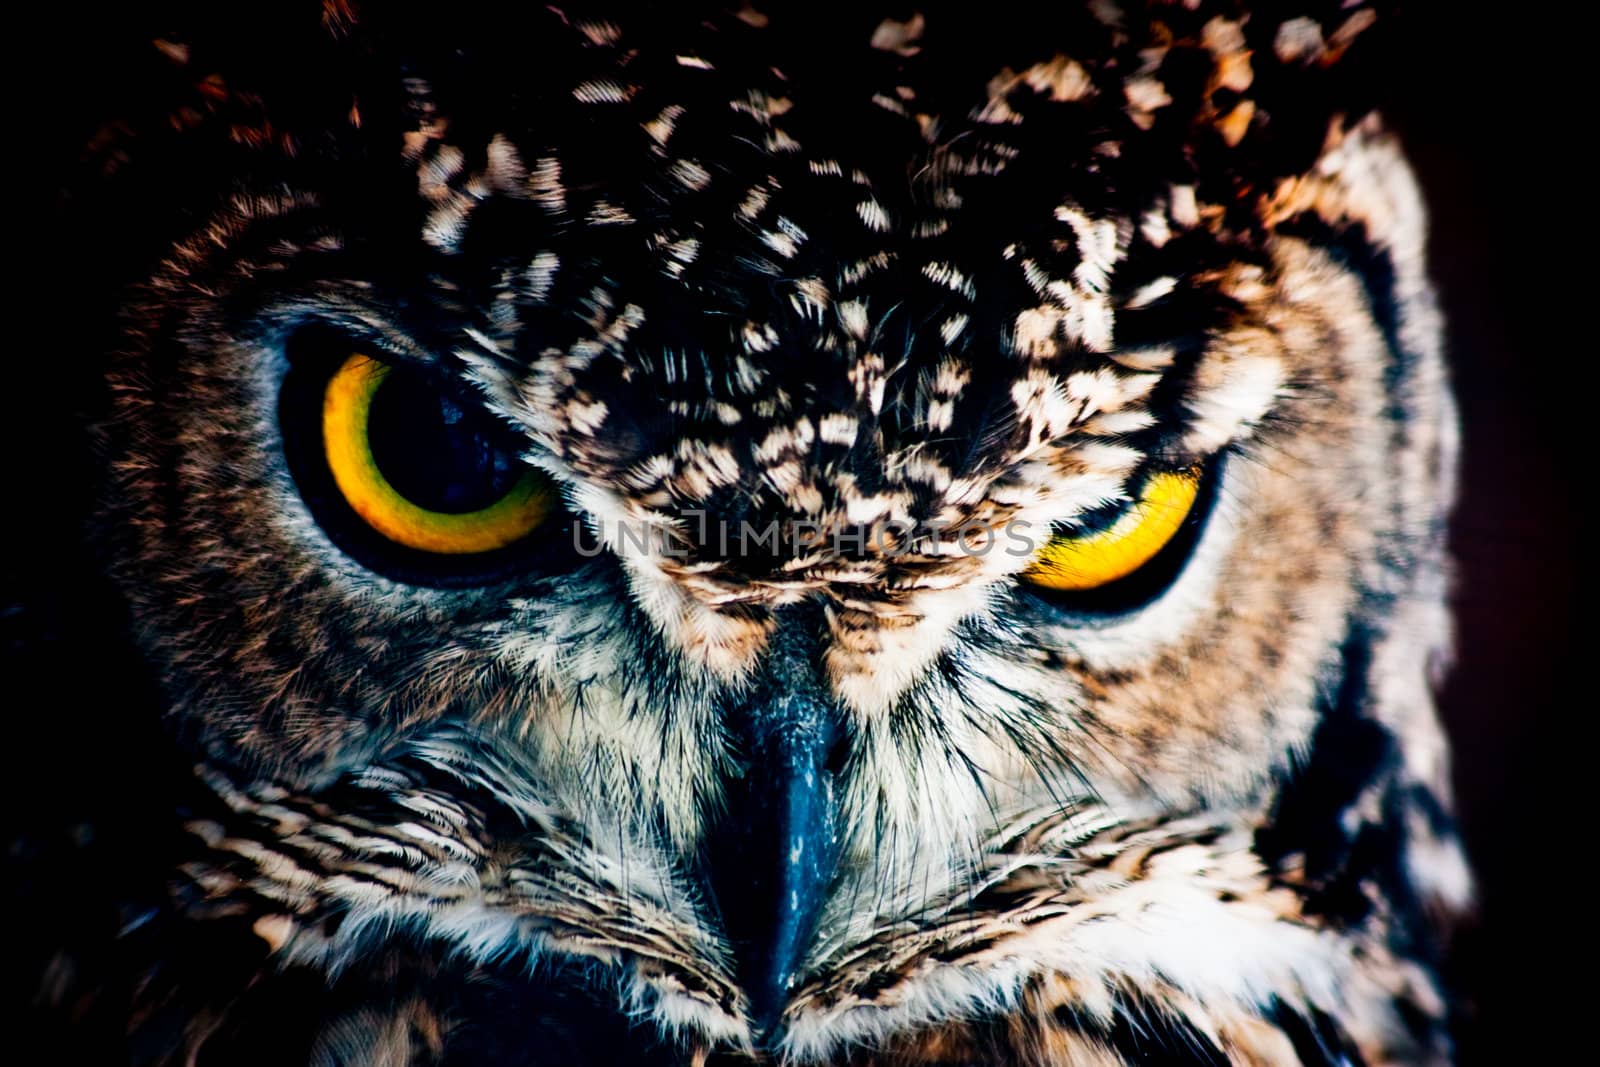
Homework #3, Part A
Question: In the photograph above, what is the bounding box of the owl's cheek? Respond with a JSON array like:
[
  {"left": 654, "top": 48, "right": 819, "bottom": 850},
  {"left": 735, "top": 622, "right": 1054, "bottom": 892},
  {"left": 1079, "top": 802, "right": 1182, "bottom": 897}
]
[{"left": 1019, "top": 457, "right": 1361, "bottom": 806}]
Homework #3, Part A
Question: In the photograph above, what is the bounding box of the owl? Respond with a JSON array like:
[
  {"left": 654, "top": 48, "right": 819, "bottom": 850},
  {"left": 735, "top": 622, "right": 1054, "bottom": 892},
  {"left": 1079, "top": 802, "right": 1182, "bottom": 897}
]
[{"left": 14, "top": 1, "right": 1473, "bottom": 1064}]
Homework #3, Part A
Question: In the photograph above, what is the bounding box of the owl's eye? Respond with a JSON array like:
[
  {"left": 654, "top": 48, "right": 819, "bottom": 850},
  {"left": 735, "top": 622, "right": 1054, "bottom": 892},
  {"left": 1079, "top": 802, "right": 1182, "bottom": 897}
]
[
  {"left": 280, "top": 339, "right": 563, "bottom": 584},
  {"left": 1021, "top": 468, "right": 1203, "bottom": 595},
  {"left": 320, "top": 353, "right": 551, "bottom": 554}
]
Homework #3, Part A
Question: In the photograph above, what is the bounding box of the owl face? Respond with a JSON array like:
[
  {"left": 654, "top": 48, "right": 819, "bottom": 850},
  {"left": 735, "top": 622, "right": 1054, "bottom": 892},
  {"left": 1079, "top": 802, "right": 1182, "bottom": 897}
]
[{"left": 97, "top": 3, "right": 1466, "bottom": 1060}]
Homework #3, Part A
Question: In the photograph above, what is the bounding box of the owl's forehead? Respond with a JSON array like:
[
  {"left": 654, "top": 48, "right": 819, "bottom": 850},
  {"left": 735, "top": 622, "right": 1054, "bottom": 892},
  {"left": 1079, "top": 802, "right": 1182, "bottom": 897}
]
[{"left": 361, "top": 6, "right": 1247, "bottom": 532}]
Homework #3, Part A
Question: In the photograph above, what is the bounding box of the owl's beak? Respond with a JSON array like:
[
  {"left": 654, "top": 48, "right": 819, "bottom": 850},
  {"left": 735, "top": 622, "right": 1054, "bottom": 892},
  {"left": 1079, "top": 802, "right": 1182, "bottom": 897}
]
[{"left": 703, "top": 620, "right": 845, "bottom": 1043}]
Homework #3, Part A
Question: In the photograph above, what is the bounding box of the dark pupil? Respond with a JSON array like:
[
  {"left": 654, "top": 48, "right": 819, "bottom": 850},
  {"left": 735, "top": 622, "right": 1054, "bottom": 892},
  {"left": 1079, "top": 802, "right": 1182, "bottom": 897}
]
[{"left": 366, "top": 371, "right": 522, "bottom": 513}]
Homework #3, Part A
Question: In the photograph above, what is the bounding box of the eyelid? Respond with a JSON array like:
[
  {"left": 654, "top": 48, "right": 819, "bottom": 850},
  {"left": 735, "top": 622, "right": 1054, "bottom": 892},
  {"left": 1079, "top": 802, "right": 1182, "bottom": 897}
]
[{"left": 286, "top": 322, "right": 525, "bottom": 443}]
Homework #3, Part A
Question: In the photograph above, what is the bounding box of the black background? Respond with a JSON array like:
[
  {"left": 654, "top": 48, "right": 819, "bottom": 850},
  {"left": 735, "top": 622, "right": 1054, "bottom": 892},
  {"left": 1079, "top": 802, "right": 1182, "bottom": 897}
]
[
  {"left": 1386, "top": 5, "right": 1579, "bottom": 1061},
  {"left": 5, "top": 3, "right": 1580, "bottom": 1062}
]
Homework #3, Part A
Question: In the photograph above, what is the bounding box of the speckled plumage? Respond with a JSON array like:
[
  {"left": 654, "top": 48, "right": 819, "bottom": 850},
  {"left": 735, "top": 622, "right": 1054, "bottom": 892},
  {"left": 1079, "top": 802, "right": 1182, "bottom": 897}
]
[{"left": 24, "top": 2, "right": 1469, "bottom": 1063}]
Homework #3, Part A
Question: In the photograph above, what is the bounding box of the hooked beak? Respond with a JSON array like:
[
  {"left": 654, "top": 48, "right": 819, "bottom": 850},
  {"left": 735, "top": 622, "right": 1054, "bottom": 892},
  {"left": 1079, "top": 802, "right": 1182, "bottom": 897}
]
[{"left": 703, "top": 621, "right": 844, "bottom": 1041}]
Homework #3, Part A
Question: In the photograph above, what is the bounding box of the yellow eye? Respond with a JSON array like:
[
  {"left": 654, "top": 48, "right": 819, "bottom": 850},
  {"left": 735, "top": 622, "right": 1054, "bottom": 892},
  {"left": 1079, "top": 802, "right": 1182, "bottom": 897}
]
[
  {"left": 321, "top": 353, "right": 551, "bottom": 554},
  {"left": 1021, "top": 469, "right": 1202, "bottom": 592}
]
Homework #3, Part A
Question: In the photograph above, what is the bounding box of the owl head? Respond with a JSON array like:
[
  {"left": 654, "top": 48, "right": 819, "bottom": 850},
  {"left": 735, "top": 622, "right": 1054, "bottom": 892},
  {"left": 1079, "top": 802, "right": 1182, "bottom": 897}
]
[{"left": 81, "top": 2, "right": 1466, "bottom": 1060}]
